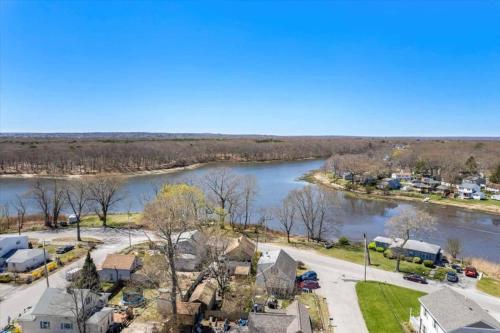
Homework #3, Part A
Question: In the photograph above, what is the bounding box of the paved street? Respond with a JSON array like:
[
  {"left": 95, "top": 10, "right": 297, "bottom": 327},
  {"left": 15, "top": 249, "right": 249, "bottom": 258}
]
[
  {"left": 259, "top": 243, "right": 500, "bottom": 333},
  {"left": 0, "top": 228, "right": 152, "bottom": 327}
]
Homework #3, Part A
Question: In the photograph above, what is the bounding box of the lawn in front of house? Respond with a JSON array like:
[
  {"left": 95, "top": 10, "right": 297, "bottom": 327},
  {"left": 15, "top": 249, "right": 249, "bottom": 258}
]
[
  {"left": 477, "top": 276, "right": 500, "bottom": 298},
  {"left": 79, "top": 213, "right": 142, "bottom": 228},
  {"left": 356, "top": 281, "right": 425, "bottom": 333}
]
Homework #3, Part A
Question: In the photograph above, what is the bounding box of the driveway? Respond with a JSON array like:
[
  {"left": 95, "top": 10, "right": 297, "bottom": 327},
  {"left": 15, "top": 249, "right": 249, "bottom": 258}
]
[
  {"left": 0, "top": 228, "right": 152, "bottom": 327},
  {"left": 259, "top": 243, "right": 500, "bottom": 333}
]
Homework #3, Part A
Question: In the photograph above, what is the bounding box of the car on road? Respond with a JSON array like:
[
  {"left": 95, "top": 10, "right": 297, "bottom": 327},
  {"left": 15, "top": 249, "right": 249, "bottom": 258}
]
[
  {"left": 465, "top": 266, "right": 478, "bottom": 278},
  {"left": 301, "top": 271, "right": 318, "bottom": 281},
  {"left": 403, "top": 273, "right": 428, "bottom": 284},
  {"left": 56, "top": 244, "right": 74, "bottom": 254},
  {"left": 299, "top": 280, "right": 320, "bottom": 289},
  {"left": 446, "top": 271, "right": 459, "bottom": 283},
  {"left": 451, "top": 264, "right": 463, "bottom": 273}
]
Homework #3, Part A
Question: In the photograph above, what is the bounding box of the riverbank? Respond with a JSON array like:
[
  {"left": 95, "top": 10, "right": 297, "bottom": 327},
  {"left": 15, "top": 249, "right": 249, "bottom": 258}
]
[
  {"left": 0, "top": 157, "right": 322, "bottom": 179},
  {"left": 305, "top": 171, "right": 500, "bottom": 215}
]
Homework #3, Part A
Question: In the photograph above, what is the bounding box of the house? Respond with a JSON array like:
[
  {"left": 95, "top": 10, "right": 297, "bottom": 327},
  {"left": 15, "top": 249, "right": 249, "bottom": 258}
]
[
  {"left": 256, "top": 249, "right": 297, "bottom": 297},
  {"left": 472, "top": 192, "right": 486, "bottom": 200},
  {"left": 421, "top": 178, "right": 441, "bottom": 190},
  {"left": 458, "top": 182, "right": 481, "bottom": 199},
  {"left": 377, "top": 178, "right": 401, "bottom": 190},
  {"left": 224, "top": 236, "right": 256, "bottom": 262},
  {"left": 6, "top": 249, "right": 45, "bottom": 272},
  {"left": 402, "top": 240, "right": 441, "bottom": 263},
  {"left": 174, "top": 230, "right": 206, "bottom": 271},
  {"left": 411, "top": 287, "right": 500, "bottom": 333},
  {"left": 412, "top": 182, "right": 432, "bottom": 193},
  {"left": 188, "top": 278, "right": 217, "bottom": 311},
  {"left": 463, "top": 175, "right": 486, "bottom": 186},
  {"left": 391, "top": 171, "right": 412, "bottom": 182},
  {"left": 99, "top": 254, "right": 139, "bottom": 282},
  {"left": 235, "top": 300, "right": 312, "bottom": 333},
  {"left": 18, "top": 288, "right": 113, "bottom": 333},
  {"left": 373, "top": 236, "right": 402, "bottom": 250},
  {"left": 435, "top": 185, "right": 452, "bottom": 197},
  {"left": 176, "top": 301, "right": 201, "bottom": 327},
  {"left": 0, "top": 235, "right": 29, "bottom": 267}
]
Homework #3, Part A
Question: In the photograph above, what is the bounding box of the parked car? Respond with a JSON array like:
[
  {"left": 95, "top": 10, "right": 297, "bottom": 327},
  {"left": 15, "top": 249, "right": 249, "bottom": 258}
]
[
  {"left": 446, "top": 271, "right": 459, "bottom": 283},
  {"left": 403, "top": 273, "right": 428, "bottom": 284},
  {"left": 299, "top": 280, "right": 320, "bottom": 289},
  {"left": 451, "top": 264, "right": 463, "bottom": 273},
  {"left": 301, "top": 271, "right": 318, "bottom": 281},
  {"left": 56, "top": 244, "right": 74, "bottom": 254},
  {"left": 465, "top": 266, "right": 478, "bottom": 278},
  {"left": 324, "top": 241, "right": 335, "bottom": 249}
]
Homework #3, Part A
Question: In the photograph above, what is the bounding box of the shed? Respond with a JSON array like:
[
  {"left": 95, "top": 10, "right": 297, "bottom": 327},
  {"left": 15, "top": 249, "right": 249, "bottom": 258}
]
[
  {"left": 6, "top": 249, "right": 45, "bottom": 272},
  {"left": 99, "top": 254, "right": 139, "bottom": 282}
]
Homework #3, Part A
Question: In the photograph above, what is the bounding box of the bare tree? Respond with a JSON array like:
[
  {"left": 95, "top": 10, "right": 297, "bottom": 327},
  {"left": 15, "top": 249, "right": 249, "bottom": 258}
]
[
  {"left": 274, "top": 194, "right": 296, "bottom": 243},
  {"left": 88, "top": 177, "right": 123, "bottom": 227},
  {"left": 445, "top": 238, "right": 462, "bottom": 260},
  {"left": 51, "top": 180, "right": 66, "bottom": 228},
  {"left": 13, "top": 195, "right": 27, "bottom": 235},
  {"left": 240, "top": 175, "right": 258, "bottom": 229},
  {"left": 31, "top": 180, "right": 52, "bottom": 227},
  {"left": 386, "top": 207, "right": 435, "bottom": 272},
  {"left": 0, "top": 203, "right": 12, "bottom": 233},
  {"left": 205, "top": 232, "right": 232, "bottom": 300},
  {"left": 66, "top": 288, "right": 101, "bottom": 333},
  {"left": 142, "top": 184, "right": 205, "bottom": 332},
  {"left": 66, "top": 179, "right": 90, "bottom": 241},
  {"left": 203, "top": 168, "right": 239, "bottom": 226}
]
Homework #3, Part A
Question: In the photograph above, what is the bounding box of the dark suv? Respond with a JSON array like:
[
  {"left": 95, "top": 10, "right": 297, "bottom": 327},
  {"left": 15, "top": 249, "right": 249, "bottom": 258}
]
[
  {"left": 56, "top": 245, "right": 75, "bottom": 254},
  {"left": 403, "top": 273, "right": 427, "bottom": 284}
]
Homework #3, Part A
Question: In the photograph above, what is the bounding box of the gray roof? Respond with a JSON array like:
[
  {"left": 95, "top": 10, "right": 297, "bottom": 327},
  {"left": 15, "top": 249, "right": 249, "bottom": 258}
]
[
  {"left": 258, "top": 249, "right": 297, "bottom": 281},
  {"left": 28, "top": 288, "right": 103, "bottom": 318},
  {"left": 459, "top": 183, "right": 480, "bottom": 190},
  {"left": 0, "top": 235, "right": 28, "bottom": 242},
  {"left": 247, "top": 300, "right": 312, "bottom": 333},
  {"left": 286, "top": 300, "right": 312, "bottom": 333},
  {"left": 419, "top": 288, "right": 500, "bottom": 332},
  {"left": 373, "top": 236, "right": 393, "bottom": 244},
  {"left": 6, "top": 249, "right": 44, "bottom": 263},
  {"left": 403, "top": 240, "right": 441, "bottom": 255}
]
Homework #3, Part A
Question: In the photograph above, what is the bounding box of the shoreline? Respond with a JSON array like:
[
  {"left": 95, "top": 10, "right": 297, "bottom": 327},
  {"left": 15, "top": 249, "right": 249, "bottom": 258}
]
[
  {"left": 0, "top": 157, "right": 322, "bottom": 179},
  {"left": 307, "top": 171, "right": 500, "bottom": 216}
]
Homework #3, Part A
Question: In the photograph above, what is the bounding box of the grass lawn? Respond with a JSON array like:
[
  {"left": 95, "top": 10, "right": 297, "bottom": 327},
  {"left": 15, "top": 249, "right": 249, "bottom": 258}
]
[
  {"left": 477, "top": 276, "right": 500, "bottom": 298},
  {"left": 356, "top": 281, "right": 426, "bottom": 333},
  {"left": 79, "top": 213, "right": 142, "bottom": 228},
  {"left": 298, "top": 293, "right": 331, "bottom": 332}
]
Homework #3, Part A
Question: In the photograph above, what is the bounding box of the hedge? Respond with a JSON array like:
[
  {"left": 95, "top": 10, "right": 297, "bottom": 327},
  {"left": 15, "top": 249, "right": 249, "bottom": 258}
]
[
  {"left": 423, "top": 260, "right": 434, "bottom": 268},
  {"left": 404, "top": 256, "right": 414, "bottom": 262},
  {"left": 0, "top": 274, "right": 12, "bottom": 283},
  {"left": 368, "top": 242, "right": 376, "bottom": 250},
  {"left": 338, "top": 236, "right": 350, "bottom": 246},
  {"left": 413, "top": 257, "right": 423, "bottom": 264},
  {"left": 376, "top": 247, "right": 385, "bottom": 253},
  {"left": 384, "top": 249, "right": 396, "bottom": 259}
]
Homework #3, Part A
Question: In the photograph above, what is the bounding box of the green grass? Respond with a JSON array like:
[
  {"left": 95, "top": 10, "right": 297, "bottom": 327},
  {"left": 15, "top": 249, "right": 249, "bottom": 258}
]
[
  {"left": 356, "top": 281, "right": 425, "bottom": 333},
  {"left": 79, "top": 213, "right": 142, "bottom": 228},
  {"left": 477, "top": 277, "right": 500, "bottom": 298}
]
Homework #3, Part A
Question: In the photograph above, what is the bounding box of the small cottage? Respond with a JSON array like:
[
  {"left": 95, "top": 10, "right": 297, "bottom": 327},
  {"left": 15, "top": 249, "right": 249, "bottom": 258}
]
[{"left": 99, "top": 254, "right": 139, "bottom": 282}]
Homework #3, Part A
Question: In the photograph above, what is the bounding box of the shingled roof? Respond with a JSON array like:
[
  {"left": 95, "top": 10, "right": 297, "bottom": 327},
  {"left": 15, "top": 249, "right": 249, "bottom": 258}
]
[{"left": 101, "top": 254, "right": 136, "bottom": 270}]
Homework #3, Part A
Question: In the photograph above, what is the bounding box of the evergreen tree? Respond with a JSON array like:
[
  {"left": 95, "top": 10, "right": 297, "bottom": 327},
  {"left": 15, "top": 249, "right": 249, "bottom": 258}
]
[
  {"left": 490, "top": 164, "right": 500, "bottom": 184},
  {"left": 73, "top": 251, "right": 101, "bottom": 292},
  {"left": 464, "top": 156, "right": 478, "bottom": 175}
]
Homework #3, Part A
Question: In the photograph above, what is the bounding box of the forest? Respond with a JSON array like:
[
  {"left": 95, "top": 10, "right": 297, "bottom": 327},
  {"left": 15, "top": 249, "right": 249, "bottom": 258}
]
[{"left": 0, "top": 135, "right": 499, "bottom": 181}]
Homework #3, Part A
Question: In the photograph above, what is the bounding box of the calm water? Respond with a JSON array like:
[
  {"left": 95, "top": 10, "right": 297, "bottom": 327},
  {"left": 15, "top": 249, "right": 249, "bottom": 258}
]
[{"left": 1, "top": 159, "right": 499, "bottom": 262}]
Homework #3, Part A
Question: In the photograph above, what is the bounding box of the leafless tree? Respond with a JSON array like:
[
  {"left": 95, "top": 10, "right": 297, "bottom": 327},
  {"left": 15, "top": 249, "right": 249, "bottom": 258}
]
[
  {"left": 386, "top": 207, "right": 435, "bottom": 272},
  {"left": 13, "top": 195, "right": 27, "bottom": 235},
  {"left": 142, "top": 184, "right": 205, "bottom": 332},
  {"left": 203, "top": 168, "right": 239, "bottom": 226},
  {"left": 66, "top": 288, "right": 100, "bottom": 333},
  {"left": 0, "top": 203, "right": 12, "bottom": 233},
  {"left": 31, "top": 180, "right": 52, "bottom": 227},
  {"left": 88, "top": 177, "right": 123, "bottom": 227},
  {"left": 274, "top": 194, "right": 296, "bottom": 243},
  {"left": 51, "top": 180, "right": 66, "bottom": 228},
  {"left": 445, "top": 238, "right": 462, "bottom": 260},
  {"left": 240, "top": 175, "right": 258, "bottom": 229},
  {"left": 66, "top": 179, "right": 91, "bottom": 241},
  {"left": 205, "top": 232, "right": 232, "bottom": 299}
]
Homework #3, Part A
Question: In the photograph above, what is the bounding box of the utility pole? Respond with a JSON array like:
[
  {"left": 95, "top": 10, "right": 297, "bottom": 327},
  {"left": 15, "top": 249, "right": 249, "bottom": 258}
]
[
  {"left": 42, "top": 240, "right": 49, "bottom": 288},
  {"left": 363, "top": 233, "right": 367, "bottom": 282},
  {"left": 127, "top": 204, "right": 132, "bottom": 249}
]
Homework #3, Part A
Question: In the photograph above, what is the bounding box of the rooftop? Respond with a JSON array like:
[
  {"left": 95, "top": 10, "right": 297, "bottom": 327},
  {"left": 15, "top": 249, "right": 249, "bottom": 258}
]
[
  {"left": 101, "top": 254, "right": 136, "bottom": 270},
  {"left": 419, "top": 288, "right": 500, "bottom": 332},
  {"left": 403, "top": 239, "right": 441, "bottom": 255},
  {"left": 6, "top": 249, "right": 43, "bottom": 263}
]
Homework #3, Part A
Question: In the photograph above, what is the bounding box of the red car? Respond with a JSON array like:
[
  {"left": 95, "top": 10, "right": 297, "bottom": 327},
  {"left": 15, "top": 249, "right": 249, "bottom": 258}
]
[
  {"left": 299, "top": 280, "right": 320, "bottom": 289},
  {"left": 465, "top": 266, "right": 478, "bottom": 278}
]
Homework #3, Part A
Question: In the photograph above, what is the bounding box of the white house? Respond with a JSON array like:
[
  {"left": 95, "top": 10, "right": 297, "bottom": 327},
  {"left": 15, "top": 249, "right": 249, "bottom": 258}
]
[
  {"left": 6, "top": 249, "right": 45, "bottom": 272},
  {"left": 458, "top": 182, "right": 481, "bottom": 199},
  {"left": 98, "top": 254, "right": 139, "bottom": 282},
  {"left": 18, "top": 288, "right": 113, "bottom": 333},
  {"left": 0, "top": 235, "right": 29, "bottom": 266},
  {"left": 411, "top": 287, "right": 500, "bottom": 333},
  {"left": 174, "top": 230, "right": 206, "bottom": 271},
  {"left": 256, "top": 249, "right": 297, "bottom": 297}
]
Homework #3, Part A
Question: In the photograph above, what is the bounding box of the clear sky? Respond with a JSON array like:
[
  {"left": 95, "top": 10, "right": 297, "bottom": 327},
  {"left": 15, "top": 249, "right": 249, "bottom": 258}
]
[{"left": 1, "top": 1, "right": 499, "bottom": 136}]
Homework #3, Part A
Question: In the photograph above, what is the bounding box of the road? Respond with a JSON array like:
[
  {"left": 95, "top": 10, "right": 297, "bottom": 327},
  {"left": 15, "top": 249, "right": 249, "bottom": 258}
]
[
  {"left": 0, "top": 228, "right": 152, "bottom": 327},
  {"left": 258, "top": 243, "right": 500, "bottom": 333}
]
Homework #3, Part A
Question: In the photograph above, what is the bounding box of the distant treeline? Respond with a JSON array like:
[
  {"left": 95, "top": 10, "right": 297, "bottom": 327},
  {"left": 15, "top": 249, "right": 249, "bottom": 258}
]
[{"left": 0, "top": 135, "right": 499, "bottom": 177}]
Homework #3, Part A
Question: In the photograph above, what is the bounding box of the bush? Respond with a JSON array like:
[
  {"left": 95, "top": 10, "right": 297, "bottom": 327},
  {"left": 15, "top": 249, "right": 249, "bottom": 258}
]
[
  {"left": 376, "top": 247, "right": 385, "bottom": 253},
  {"left": 338, "top": 236, "right": 350, "bottom": 246},
  {"left": 0, "top": 274, "right": 12, "bottom": 283},
  {"left": 404, "top": 256, "right": 414, "bottom": 262},
  {"left": 384, "top": 249, "right": 396, "bottom": 259},
  {"left": 47, "top": 261, "right": 58, "bottom": 271},
  {"left": 368, "top": 242, "right": 376, "bottom": 250},
  {"left": 413, "top": 257, "right": 423, "bottom": 264},
  {"left": 423, "top": 260, "right": 434, "bottom": 268}
]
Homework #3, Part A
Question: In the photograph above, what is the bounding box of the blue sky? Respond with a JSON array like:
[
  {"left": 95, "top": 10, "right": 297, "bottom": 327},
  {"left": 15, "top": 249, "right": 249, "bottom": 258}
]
[{"left": 1, "top": 1, "right": 499, "bottom": 136}]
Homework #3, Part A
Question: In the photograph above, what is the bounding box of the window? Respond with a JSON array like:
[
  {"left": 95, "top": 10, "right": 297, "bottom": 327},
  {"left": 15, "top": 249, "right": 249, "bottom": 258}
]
[
  {"left": 61, "top": 322, "right": 73, "bottom": 329},
  {"left": 40, "top": 321, "right": 50, "bottom": 329}
]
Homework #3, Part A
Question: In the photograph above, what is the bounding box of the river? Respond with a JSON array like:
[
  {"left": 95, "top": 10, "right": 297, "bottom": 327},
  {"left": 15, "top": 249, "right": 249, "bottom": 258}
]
[{"left": 1, "top": 159, "right": 499, "bottom": 262}]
